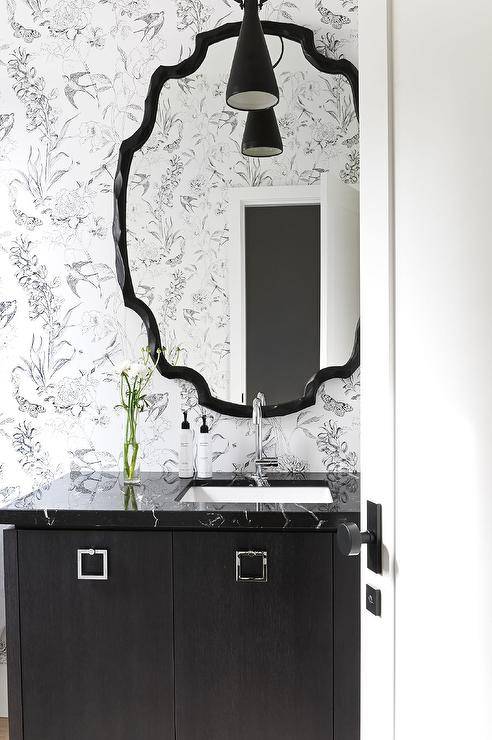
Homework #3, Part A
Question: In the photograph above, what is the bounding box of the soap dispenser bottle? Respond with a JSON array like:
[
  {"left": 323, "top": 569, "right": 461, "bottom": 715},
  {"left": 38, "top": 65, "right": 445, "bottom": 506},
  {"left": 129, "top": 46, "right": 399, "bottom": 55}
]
[
  {"left": 197, "top": 415, "right": 212, "bottom": 479},
  {"left": 179, "top": 410, "right": 194, "bottom": 479}
]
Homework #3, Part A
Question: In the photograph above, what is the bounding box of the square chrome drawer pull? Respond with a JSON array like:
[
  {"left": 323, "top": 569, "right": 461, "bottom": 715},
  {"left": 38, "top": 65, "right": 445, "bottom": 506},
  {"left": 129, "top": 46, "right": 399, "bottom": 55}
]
[
  {"left": 77, "top": 549, "right": 108, "bottom": 581},
  {"left": 236, "top": 550, "right": 268, "bottom": 582}
]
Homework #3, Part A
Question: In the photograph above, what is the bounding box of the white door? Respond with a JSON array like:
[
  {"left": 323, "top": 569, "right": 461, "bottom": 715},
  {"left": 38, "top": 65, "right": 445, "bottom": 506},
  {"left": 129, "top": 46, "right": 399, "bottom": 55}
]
[
  {"left": 227, "top": 184, "right": 320, "bottom": 405},
  {"left": 228, "top": 177, "right": 359, "bottom": 404},
  {"left": 359, "top": 1, "right": 396, "bottom": 739},
  {"left": 359, "top": 1, "right": 492, "bottom": 739}
]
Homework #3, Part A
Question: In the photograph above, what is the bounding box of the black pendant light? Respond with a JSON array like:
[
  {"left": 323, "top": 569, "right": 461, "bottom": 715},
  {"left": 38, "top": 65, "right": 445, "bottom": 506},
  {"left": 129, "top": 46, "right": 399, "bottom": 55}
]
[
  {"left": 242, "top": 108, "right": 283, "bottom": 157},
  {"left": 226, "top": 0, "right": 279, "bottom": 111}
]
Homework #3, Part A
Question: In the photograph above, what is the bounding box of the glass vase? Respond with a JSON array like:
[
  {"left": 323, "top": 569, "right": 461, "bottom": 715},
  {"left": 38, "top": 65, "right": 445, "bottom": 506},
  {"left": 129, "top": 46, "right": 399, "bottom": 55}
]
[
  {"left": 123, "top": 440, "right": 141, "bottom": 485},
  {"left": 123, "top": 484, "right": 139, "bottom": 511}
]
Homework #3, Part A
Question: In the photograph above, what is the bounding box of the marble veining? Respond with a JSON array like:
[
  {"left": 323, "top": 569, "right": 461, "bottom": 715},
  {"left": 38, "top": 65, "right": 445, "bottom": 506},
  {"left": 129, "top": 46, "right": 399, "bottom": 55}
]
[{"left": 0, "top": 471, "right": 359, "bottom": 531}]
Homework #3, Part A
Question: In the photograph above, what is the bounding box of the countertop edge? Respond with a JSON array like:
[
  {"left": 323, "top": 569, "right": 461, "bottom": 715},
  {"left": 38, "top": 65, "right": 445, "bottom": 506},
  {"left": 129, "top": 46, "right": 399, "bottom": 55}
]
[{"left": 0, "top": 508, "right": 359, "bottom": 531}]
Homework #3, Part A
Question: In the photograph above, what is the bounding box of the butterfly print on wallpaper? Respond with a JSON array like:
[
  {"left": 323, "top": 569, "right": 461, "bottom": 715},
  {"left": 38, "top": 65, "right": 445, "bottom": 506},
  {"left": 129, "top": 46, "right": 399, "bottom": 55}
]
[
  {"left": 316, "top": 2, "right": 351, "bottom": 29},
  {"left": 320, "top": 390, "right": 353, "bottom": 417}
]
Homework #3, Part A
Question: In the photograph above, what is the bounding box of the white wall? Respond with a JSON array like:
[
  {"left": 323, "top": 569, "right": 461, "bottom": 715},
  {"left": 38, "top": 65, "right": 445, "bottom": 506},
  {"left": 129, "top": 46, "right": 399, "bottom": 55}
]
[{"left": 392, "top": 0, "right": 492, "bottom": 737}]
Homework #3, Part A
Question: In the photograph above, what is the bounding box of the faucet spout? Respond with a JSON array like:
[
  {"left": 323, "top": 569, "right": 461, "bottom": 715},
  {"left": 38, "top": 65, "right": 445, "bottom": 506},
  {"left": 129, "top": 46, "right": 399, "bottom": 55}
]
[
  {"left": 251, "top": 392, "right": 278, "bottom": 486},
  {"left": 252, "top": 394, "right": 264, "bottom": 460},
  {"left": 252, "top": 396, "right": 262, "bottom": 425}
]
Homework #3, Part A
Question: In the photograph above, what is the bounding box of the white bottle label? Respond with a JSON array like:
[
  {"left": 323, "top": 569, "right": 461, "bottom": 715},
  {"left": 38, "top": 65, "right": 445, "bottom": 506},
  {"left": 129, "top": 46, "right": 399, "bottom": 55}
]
[
  {"left": 179, "top": 432, "right": 194, "bottom": 478},
  {"left": 197, "top": 436, "right": 212, "bottom": 478}
]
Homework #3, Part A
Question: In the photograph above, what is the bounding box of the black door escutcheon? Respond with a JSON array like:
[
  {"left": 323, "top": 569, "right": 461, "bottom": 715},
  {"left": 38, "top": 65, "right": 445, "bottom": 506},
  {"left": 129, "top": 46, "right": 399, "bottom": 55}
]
[{"left": 336, "top": 501, "right": 382, "bottom": 574}]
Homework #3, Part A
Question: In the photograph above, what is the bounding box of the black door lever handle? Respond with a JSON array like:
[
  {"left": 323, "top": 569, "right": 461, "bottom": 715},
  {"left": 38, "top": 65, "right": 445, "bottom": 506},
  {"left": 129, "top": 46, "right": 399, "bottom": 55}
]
[
  {"left": 337, "top": 522, "right": 375, "bottom": 556},
  {"left": 336, "top": 501, "right": 382, "bottom": 574}
]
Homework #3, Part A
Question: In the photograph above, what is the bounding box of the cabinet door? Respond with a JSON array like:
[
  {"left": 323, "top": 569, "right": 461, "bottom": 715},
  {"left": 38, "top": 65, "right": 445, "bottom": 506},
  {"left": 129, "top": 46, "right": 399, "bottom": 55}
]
[
  {"left": 173, "top": 531, "right": 333, "bottom": 740},
  {"left": 16, "top": 530, "right": 174, "bottom": 740}
]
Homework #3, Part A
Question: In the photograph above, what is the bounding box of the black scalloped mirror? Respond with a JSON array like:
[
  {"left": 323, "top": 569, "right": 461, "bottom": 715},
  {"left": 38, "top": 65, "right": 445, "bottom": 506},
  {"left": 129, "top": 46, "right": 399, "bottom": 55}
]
[{"left": 113, "top": 21, "right": 359, "bottom": 418}]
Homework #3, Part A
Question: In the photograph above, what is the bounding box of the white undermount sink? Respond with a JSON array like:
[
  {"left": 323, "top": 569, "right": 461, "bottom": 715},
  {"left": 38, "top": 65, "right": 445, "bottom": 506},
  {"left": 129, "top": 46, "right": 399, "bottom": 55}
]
[{"left": 180, "top": 485, "right": 333, "bottom": 504}]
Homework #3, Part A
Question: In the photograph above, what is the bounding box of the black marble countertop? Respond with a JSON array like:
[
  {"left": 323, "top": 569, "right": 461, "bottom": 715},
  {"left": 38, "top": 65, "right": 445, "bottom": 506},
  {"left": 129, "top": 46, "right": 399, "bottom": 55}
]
[{"left": 0, "top": 471, "right": 360, "bottom": 531}]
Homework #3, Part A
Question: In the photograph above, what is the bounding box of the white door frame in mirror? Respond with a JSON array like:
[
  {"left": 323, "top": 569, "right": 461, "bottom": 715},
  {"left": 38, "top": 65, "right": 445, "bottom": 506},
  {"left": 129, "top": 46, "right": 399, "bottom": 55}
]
[
  {"left": 359, "top": 0, "right": 396, "bottom": 739},
  {"left": 227, "top": 176, "right": 359, "bottom": 405}
]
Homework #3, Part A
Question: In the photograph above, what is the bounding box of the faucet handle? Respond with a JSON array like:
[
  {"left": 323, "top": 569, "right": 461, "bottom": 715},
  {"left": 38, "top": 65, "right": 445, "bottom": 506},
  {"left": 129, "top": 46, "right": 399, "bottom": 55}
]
[
  {"left": 256, "top": 392, "right": 266, "bottom": 406},
  {"left": 255, "top": 456, "right": 278, "bottom": 468}
]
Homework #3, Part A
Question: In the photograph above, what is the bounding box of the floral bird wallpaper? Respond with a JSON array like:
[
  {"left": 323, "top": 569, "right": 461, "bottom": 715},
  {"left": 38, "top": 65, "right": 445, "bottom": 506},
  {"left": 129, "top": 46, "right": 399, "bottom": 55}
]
[{"left": 0, "top": 0, "right": 358, "bottom": 674}]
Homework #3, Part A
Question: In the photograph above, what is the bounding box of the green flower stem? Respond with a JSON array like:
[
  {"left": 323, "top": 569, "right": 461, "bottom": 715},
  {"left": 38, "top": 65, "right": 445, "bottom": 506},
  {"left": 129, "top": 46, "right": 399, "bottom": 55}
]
[
  {"left": 124, "top": 440, "right": 139, "bottom": 481},
  {"left": 122, "top": 378, "right": 140, "bottom": 481},
  {"left": 119, "top": 348, "right": 162, "bottom": 483}
]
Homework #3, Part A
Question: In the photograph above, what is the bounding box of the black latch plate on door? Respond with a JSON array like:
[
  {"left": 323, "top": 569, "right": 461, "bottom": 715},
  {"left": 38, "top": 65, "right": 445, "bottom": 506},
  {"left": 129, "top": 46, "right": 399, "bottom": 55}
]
[{"left": 367, "top": 501, "right": 382, "bottom": 575}]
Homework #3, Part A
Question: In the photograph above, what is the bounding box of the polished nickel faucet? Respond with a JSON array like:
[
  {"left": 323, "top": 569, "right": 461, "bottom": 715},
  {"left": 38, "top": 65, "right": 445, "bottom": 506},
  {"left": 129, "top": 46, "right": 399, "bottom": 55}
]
[{"left": 251, "top": 392, "right": 278, "bottom": 486}]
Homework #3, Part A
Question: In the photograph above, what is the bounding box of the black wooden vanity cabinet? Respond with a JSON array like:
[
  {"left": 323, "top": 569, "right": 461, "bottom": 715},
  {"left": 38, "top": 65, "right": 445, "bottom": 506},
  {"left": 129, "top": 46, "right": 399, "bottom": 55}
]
[
  {"left": 5, "top": 528, "right": 359, "bottom": 740},
  {"left": 6, "top": 530, "right": 175, "bottom": 740}
]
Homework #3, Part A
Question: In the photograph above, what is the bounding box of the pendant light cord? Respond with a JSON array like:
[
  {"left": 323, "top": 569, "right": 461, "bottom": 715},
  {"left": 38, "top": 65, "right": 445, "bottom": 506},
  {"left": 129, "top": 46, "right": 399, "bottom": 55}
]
[{"left": 233, "top": 0, "right": 268, "bottom": 9}]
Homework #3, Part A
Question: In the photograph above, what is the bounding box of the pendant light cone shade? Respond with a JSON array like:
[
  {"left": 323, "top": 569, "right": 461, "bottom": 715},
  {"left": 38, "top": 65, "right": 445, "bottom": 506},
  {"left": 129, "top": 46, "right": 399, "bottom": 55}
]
[
  {"left": 242, "top": 108, "right": 283, "bottom": 157},
  {"left": 226, "top": 0, "right": 279, "bottom": 111}
]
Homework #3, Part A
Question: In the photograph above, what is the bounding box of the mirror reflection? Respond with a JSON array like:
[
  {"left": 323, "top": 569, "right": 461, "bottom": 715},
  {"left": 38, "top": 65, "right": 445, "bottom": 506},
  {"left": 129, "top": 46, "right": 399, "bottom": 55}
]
[{"left": 127, "top": 37, "right": 359, "bottom": 407}]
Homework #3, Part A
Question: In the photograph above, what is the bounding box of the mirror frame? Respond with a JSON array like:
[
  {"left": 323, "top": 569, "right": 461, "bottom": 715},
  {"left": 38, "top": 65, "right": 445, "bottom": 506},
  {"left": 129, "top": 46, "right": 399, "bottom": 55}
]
[{"left": 113, "top": 20, "right": 360, "bottom": 418}]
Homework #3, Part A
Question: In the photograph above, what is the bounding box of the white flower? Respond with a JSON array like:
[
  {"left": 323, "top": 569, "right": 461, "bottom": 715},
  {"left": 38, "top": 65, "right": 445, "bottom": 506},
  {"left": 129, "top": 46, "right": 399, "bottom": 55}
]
[
  {"left": 127, "top": 362, "right": 147, "bottom": 380},
  {"left": 114, "top": 360, "right": 132, "bottom": 376}
]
